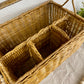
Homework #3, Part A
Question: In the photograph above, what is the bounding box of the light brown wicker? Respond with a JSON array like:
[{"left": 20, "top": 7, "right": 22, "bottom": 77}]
[
  {"left": 0, "top": 23, "right": 69, "bottom": 84},
  {"left": 0, "top": 0, "right": 83, "bottom": 84},
  {"left": 28, "top": 25, "right": 70, "bottom": 59}
]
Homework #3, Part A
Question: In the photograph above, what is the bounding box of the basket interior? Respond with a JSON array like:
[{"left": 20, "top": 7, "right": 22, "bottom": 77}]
[
  {"left": 12, "top": 57, "right": 35, "bottom": 79},
  {"left": 0, "top": 2, "right": 84, "bottom": 84},
  {"left": 0, "top": 2, "right": 84, "bottom": 58},
  {"left": 1, "top": 25, "right": 69, "bottom": 82},
  {"left": 33, "top": 26, "right": 69, "bottom": 59},
  {"left": 1, "top": 44, "right": 37, "bottom": 80},
  {"left": 51, "top": 3, "right": 84, "bottom": 38}
]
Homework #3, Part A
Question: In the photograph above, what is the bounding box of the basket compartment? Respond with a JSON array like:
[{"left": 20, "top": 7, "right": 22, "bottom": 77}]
[
  {"left": 0, "top": 25, "right": 69, "bottom": 83},
  {"left": 0, "top": 3, "right": 50, "bottom": 57},
  {"left": 29, "top": 25, "right": 69, "bottom": 59},
  {"left": 0, "top": 42, "right": 43, "bottom": 82}
]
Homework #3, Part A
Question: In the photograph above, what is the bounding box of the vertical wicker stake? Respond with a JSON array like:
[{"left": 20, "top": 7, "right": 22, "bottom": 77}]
[{"left": 72, "top": 0, "right": 76, "bottom": 14}]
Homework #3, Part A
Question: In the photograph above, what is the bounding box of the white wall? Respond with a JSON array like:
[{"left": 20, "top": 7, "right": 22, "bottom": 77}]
[
  {"left": 0, "top": 0, "right": 47, "bottom": 24},
  {"left": 0, "top": 0, "right": 83, "bottom": 24},
  {"left": 75, "top": 0, "right": 84, "bottom": 11}
]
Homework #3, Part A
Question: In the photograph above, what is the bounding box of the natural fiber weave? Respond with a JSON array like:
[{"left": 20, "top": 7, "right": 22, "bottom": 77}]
[
  {"left": 0, "top": 0, "right": 83, "bottom": 58},
  {"left": 0, "top": 41, "right": 38, "bottom": 84},
  {"left": 0, "top": 24, "right": 69, "bottom": 84},
  {"left": 28, "top": 25, "right": 69, "bottom": 59},
  {"left": 0, "top": 0, "right": 84, "bottom": 84}
]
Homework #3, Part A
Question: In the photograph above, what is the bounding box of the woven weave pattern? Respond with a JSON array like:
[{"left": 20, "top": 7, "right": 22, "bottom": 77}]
[
  {"left": 0, "top": 1, "right": 84, "bottom": 84},
  {"left": 0, "top": 24, "right": 69, "bottom": 84},
  {"left": 0, "top": 1, "right": 83, "bottom": 57},
  {"left": 28, "top": 25, "right": 69, "bottom": 59},
  {"left": 0, "top": 3, "right": 49, "bottom": 56}
]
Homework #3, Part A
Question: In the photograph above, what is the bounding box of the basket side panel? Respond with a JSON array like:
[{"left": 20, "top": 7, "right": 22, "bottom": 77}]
[
  {"left": 0, "top": 3, "right": 50, "bottom": 56},
  {"left": 50, "top": 3, "right": 67, "bottom": 24},
  {"left": 51, "top": 3, "right": 84, "bottom": 38}
]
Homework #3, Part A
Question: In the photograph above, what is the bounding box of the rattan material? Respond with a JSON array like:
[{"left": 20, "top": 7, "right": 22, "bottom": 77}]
[
  {"left": 0, "top": 41, "right": 41, "bottom": 84},
  {"left": 0, "top": 0, "right": 83, "bottom": 57},
  {"left": 0, "top": 1, "right": 50, "bottom": 57},
  {"left": 0, "top": 0, "right": 83, "bottom": 84},
  {"left": 80, "top": 78, "right": 84, "bottom": 84},
  {"left": 28, "top": 25, "right": 69, "bottom": 59},
  {"left": 0, "top": 24, "right": 69, "bottom": 84}
]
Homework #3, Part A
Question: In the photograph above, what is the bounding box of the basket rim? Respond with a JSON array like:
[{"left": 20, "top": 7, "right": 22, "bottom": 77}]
[
  {"left": 0, "top": 24, "right": 84, "bottom": 84},
  {"left": 0, "top": 1, "right": 84, "bottom": 28}
]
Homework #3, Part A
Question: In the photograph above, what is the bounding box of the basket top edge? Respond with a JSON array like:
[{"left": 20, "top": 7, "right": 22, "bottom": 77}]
[{"left": 0, "top": 1, "right": 84, "bottom": 28}]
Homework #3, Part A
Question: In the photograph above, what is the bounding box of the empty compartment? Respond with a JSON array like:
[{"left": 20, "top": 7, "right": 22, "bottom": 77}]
[
  {"left": 0, "top": 41, "right": 43, "bottom": 83},
  {"left": 28, "top": 41, "right": 44, "bottom": 64},
  {"left": 30, "top": 26, "right": 70, "bottom": 59}
]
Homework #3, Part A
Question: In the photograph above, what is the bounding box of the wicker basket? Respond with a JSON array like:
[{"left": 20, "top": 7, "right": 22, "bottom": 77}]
[
  {"left": 0, "top": 0, "right": 84, "bottom": 84},
  {"left": 0, "top": 41, "right": 35, "bottom": 84},
  {"left": 0, "top": 24, "right": 69, "bottom": 84}
]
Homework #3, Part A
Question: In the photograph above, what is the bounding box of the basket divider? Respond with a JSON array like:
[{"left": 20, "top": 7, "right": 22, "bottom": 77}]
[
  {"left": 27, "top": 41, "right": 44, "bottom": 64},
  {"left": 72, "top": 0, "right": 76, "bottom": 14}
]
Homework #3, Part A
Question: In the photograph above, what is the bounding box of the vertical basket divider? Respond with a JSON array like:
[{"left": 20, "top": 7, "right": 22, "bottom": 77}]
[
  {"left": 27, "top": 41, "right": 44, "bottom": 64},
  {"left": 51, "top": 25, "right": 70, "bottom": 40}
]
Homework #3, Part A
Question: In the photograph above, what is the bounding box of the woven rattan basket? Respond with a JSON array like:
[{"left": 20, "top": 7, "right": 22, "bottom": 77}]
[
  {"left": 0, "top": 0, "right": 84, "bottom": 84},
  {"left": 0, "top": 0, "right": 83, "bottom": 58},
  {"left": 0, "top": 24, "right": 69, "bottom": 84}
]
